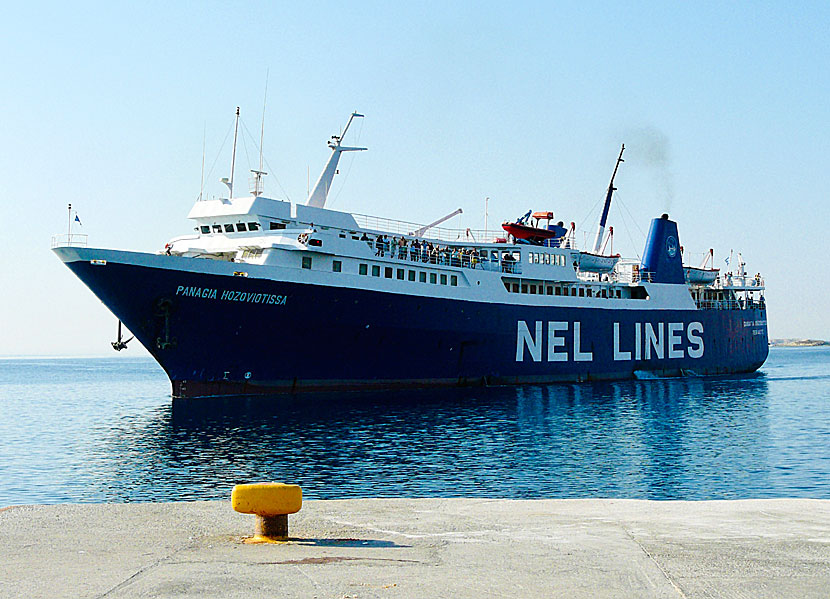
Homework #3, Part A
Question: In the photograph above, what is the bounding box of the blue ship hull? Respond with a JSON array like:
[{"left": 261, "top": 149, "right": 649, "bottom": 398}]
[{"left": 62, "top": 251, "right": 769, "bottom": 398}]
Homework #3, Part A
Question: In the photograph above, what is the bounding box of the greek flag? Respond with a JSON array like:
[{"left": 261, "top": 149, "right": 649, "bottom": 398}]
[
  {"left": 724, "top": 256, "right": 730, "bottom": 265},
  {"left": 74, "top": 214, "right": 82, "bottom": 226}
]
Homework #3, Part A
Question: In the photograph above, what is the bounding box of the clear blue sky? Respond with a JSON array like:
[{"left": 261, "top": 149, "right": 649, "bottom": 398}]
[{"left": 2, "top": 1, "right": 828, "bottom": 356}]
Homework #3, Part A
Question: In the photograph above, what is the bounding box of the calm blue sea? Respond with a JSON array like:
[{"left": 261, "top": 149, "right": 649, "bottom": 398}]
[{"left": 1, "top": 348, "right": 829, "bottom": 505}]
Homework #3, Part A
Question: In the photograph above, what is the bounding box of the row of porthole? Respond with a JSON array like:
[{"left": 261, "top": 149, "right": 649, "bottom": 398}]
[
  {"left": 302, "top": 256, "right": 460, "bottom": 287},
  {"left": 358, "top": 263, "right": 458, "bottom": 286},
  {"left": 503, "top": 280, "right": 636, "bottom": 299}
]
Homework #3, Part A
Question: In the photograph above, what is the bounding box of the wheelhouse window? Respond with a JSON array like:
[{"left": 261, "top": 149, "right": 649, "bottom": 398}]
[
  {"left": 212, "top": 225, "right": 222, "bottom": 233},
  {"left": 359, "top": 263, "right": 368, "bottom": 275},
  {"left": 440, "top": 274, "right": 447, "bottom": 285},
  {"left": 430, "top": 273, "right": 437, "bottom": 284},
  {"left": 384, "top": 267, "right": 393, "bottom": 279},
  {"left": 332, "top": 260, "right": 342, "bottom": 272},
  {"left": 450, "top": 275, "right": 458, "bottom": 286},
  {"left": 236, "top": 223, "right": 247, "bottom": 232},
  {"left": 397, "top": 269, "right": 405, "bottom": 280},
  {"left": 408, "top": 270, "right": 416, "bottom": 282},
  {"left": 301, "top": 256, "right": 312, "bottom": 269},
  {"left": 200, "top": 226, "right": 210, "bottom": 234},
  {"left": 248, "top": 222, "right": 260, "bottom": 231},
  {"left": 269, "top": 222, "right": 286, "bottom": 230},
  {"left": 372, "top": 265, "right": 380, "bottom": 277},
  {"left": 224, "top": 224, "right": 234, "bottom": 232},
  {"left": 419, "top": 272, "right": 427, "bottom": 283}
]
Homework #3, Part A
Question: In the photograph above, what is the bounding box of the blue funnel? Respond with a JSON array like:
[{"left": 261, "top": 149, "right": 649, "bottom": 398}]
[{"left": 640, "top": 214, "right": 684, "bottom": 284}]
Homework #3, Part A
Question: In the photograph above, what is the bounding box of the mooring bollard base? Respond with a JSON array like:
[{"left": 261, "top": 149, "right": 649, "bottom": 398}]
[{"left": 250, "top": 514, "right": 289, "bottom": 542}]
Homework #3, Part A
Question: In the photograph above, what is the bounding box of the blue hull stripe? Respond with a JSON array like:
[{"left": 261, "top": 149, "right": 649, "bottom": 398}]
[{"left": 66, "top": 260, "right": 769, "bottom": 398}]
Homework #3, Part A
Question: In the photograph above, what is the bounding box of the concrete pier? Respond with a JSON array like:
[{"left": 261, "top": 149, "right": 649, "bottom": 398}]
[{"left": 2, "top": 498, "right": 829, "bottom": 598}]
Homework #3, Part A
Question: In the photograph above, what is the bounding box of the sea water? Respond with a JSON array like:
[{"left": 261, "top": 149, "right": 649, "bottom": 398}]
[{"left": 1, "top": 348, "right": 828, "bottom": 505}]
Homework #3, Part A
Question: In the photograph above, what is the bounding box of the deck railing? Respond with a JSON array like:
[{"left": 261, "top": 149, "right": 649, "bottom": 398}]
[
  {"left": 363, "top": 239, "right": 522, "bottom": 274},
  {"left": 51, "top": 233, "right": 88, "bottom": 248},
  {"left": 352, "top": 213, "right": 509, "bottom": 245}
]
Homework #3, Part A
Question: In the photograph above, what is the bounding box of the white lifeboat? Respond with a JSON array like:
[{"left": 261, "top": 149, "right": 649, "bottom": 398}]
[
  {"left": 684, "top": 266, "right": 719, "bottom": 285},
  {"left": 577, "top": 251, "right": 620, "bottom": 272}
]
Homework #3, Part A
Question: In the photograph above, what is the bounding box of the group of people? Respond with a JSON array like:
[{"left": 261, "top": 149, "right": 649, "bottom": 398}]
[{"left": 361, "top": 233, "right": 509, "bottom": 270}]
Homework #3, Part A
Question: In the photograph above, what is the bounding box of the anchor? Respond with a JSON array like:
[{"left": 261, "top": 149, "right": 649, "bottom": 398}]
[
  {"left": 111, "top": 320, "right": 134, "bottom": 351},
  {"left": 155, "top": 298, "right": 177, "bottom": 350}
]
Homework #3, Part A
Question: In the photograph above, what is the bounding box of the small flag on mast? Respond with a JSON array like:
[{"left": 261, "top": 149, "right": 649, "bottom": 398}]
[{"left": 74, "top": 214, "right": 82, "bottom": 226}]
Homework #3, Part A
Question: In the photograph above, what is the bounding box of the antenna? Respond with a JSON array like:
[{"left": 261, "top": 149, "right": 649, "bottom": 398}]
[
  {"left": 484, "top": 196, "right": 489, "bottom": 234},
  {"left": 199, "top": 123, "right": 206, "bottom": 201},
  {"left": 251, "top": 72, "right": 269, "bottom": 196},
  {"left": 222, "top": 107, "right": 240, "bottom": 198}
]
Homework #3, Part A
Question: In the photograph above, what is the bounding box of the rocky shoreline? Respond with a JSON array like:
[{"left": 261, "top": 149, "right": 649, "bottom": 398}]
[{"left": 770, "top": 338, "right": 829, "bottom": 347}]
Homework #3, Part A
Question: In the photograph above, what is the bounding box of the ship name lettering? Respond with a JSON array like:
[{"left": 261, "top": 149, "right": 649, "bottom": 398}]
[
  {"left": 175, "top": 285, "right": 287, "bottom": 305},
  {"left": 516, "top": 321, "right": 594, "bottom": 363},
  {"left": 175, "top": 286, "right": 218, "bottom": 299},
  {"left": 516, "top": 320, "right": 704, "bottom": 362}
]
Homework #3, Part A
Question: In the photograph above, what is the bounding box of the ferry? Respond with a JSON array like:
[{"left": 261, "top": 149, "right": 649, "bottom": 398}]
[{"left": 52, "top": 112, "right": 769, "bottom": 398}]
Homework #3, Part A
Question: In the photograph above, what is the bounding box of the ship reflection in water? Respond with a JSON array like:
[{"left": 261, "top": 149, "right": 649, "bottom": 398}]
[{"left": 92, "top": 375, "right": 777, "bottom": 502}]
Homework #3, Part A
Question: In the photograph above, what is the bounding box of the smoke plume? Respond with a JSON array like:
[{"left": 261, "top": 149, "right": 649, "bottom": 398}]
[{"left": 625, "top": 126, "right": 675, "bottom": 214}]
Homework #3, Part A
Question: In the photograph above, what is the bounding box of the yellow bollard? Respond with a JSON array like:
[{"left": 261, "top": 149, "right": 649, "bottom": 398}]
[{"left": 231, "top": 483, "right": 302, "bottom": 543}]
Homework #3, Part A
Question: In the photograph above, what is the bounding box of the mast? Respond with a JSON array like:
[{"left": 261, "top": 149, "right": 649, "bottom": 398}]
[
  {"left": 221, "top": 107, "right": 240, "bottom": 198},
  {"left": 591, "top": 144, "right": 625, "bottom": 253},
  {"left": 306, "top": 112, "right": 366, "bottom": 208}
]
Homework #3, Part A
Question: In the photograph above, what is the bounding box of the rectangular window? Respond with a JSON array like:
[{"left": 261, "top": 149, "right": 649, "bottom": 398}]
[
  {"left": 451, "top": 275, "right": 458, "bottom": 286},
  {"left": 546, "top": 286, "right": 553, "bottom": 295},
  {"left": 224, "top": 224, "right": 235, "bottom": 232},
  {"left": 236, "top": 223, "right": 247, "bottom": 232},
  {"left": 200, "top": 225, "right": 210, "bottom": 234},
  {"left": 359, "top": 263, "right": 368, "bottom": 275},
  {"left": 587, "top": 288, "right": 593, "bottom": 297},
  {"left": 385, "top": 267, "right": 393, "bottom": 279},
  {"left": 430, "top": 273, "right": 437, "bottom": 284},
  {"left": 408, "top": 270, "right": 416, "bottom": 281},
  {"left": 332, "top": 260, "right": 342, "bottom": 273},
  {"left": 579, "top": 288, "right": 585, "bottom": 297},
  {"left": 529, "top": 285, "right": 536, "bottom": 294},
  {"left": 212, "top": 224, "right": 222, "bottom": 233},
  {"left": 302, "top": 256, "right": 312, "bottom": 269},
  {"left": 440, "top": 274, "right": 447, "bottom": 285},
  {"left": 504, "top": 281, "right": 511, "bottom": 292},
  {"left": 616, "top": 289, "right": 621, "bottom": 298},
  {"left": 248, "top": 222, "right": 260, "bottom": 231},
  {"left": 521, "top": 284, "right": 528, "bottom": 293},
  {"left": 512, "top": 283, "right": 519, "bottom": 293},
  {"left": 397, "top": 269, "right": 405, "bottom": 280},
  {"left": 571, "top": 288, "right": 577, "bottom": 296},
  {"left": 269, "top": 222, "right": 286, "bottom": 230},
  {"left": 372, "top": 265, "right": 380, "bottom": 277},
  {"left": 544, "top": 254, "right": 550, "bottom": 265},
  {"left": 555, "top": 287, "right": 561, "bottom": 296},
  {"left": 420, "top": 272, "right": 427, "bottom": 283}
]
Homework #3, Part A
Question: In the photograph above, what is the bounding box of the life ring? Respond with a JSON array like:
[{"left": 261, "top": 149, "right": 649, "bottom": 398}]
[{"left": 297, "top": 233, "right": 309, "bottom": 244}]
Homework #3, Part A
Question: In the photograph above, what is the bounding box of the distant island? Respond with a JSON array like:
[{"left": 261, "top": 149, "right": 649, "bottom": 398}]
[{"left": 769, "top": 338, "right": 830, "bottom": 347}]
